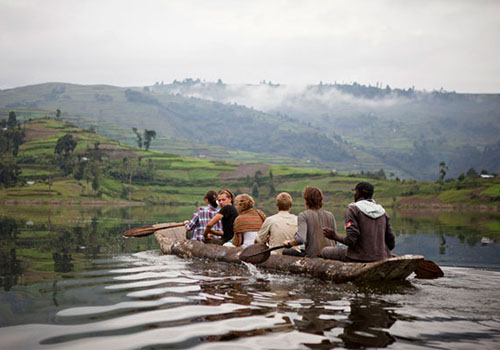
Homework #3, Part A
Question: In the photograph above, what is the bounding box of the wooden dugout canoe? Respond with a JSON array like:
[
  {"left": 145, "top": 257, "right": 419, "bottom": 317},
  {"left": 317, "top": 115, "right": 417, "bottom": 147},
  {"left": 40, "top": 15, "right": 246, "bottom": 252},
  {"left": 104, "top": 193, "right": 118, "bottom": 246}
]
[{"left": 154, "top": 223, "right": 424, "bottom": 283}]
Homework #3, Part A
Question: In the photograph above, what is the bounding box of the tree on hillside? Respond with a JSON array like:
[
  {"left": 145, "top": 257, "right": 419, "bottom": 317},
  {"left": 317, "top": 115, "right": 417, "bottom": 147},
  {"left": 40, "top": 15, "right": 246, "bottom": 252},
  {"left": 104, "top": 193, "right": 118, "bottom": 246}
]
[
  {"left": 132, "top": 128, "right": 143, "bottom": 148},
  {"left": 56, "top": 109, "right": 61, "bottom": 120},
  {"left": 54, "top": 134, "right": 77, "bottom": 175},
  {"left": 7, "top": 111, "right": 17, "bottom": 128},
  {"left": 0, "top": 125, "right": 25, "bottom": 157},
  {"left": 269, "top": 170, "right": 276, "bottom": 196},
  {"left": 86, "top": 142, "right": 103, "bottom": 162},
  {"left": 439, "top": 161, "right": 448, "bottom": 182},
  {"left": 55, "top": 134, "right": 77, "bottom": 157},
  {"left": 252, "top": 182, "right": 259, "bottom": 198},
  {"left": 143, "top": 129, "right": 156, "bottom": 151},
  {"left": 73, "top": 158, "right": 86, "bottom": 182},
  {"left": 466, "top": 167, "right": 479, "bottom": 179},
  {"left": 11, "top": 129, "right": 24, "bottom": 157},
  {"left": 0, "top": 157, "right": 21, "bottom": 188},
  {"left": 145, "top": 158, "right": 155, "bottom": 180},
  {"left": 121, "top": 157, "right": 138, "bottom": 200},
  {"left": 254, "top": 170, "right": 263, "bottom": 186}
]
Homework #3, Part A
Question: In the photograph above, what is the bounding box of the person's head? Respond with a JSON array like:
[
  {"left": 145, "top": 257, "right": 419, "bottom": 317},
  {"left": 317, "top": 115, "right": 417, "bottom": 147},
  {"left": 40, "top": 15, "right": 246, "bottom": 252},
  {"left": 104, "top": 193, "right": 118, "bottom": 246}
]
[
  {"left": 276, "top": 192, "right": 293, "bottom": 211},
  {"left": 303, "top": 186, "right": 323, "bottom": 209},
  {"left": 217, "top": 189, "right": 234, "bottom": 207},
  {"left": 204, "top": 190, "right": 218, "bottom": 207},
  {"left": 354, "top": 182, "right": 374, "bottom": 201},
  {"left": 234, "top": 193, "right": 254, "bottom": 213}
]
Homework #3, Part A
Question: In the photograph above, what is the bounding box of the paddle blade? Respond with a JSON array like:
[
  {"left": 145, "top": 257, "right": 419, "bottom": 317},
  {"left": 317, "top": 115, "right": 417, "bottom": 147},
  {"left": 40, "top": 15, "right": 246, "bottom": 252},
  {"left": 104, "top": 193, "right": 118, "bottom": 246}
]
[
  {"left": 123, "top": 222, "right": 184, "bottom": 237},
  {"left": 123, "top": 226, "right": 156, "bottom": 237},
  {"left": 415, "top": 260, "right": 444, "bottom": 279},
  {"left": 239, "top": 243, "right": 271, "bottom": 264}
]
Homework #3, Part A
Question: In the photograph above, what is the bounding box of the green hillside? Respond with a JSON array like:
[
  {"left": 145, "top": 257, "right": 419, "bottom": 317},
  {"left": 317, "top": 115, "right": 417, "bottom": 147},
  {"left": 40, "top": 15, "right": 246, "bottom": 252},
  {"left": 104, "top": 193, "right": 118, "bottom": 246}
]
[
  {"left": 0, "top": 83, "right": 351, "bottom": 171},
  {"left": 3, "top": 82, "right": 498, "bottom": 180},
  {"left": 153, "top": 80, "right": 500, "bottom": 180},
  {"left": 0, "top": 117, "right": 498, "bottom": 211}
]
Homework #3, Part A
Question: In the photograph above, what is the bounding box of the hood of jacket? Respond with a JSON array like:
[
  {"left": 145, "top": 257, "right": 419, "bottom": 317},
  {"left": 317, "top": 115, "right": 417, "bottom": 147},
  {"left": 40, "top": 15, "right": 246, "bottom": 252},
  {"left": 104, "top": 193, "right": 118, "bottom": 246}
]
[{"left": 351, "top": 199, "right": 385, "bottom": 219}]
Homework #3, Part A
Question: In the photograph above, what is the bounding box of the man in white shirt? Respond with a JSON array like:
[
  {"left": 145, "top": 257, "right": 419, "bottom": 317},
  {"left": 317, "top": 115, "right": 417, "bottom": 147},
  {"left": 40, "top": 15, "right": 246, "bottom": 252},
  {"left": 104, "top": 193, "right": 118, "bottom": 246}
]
[{"left": 255, "top": 192, "right": 299, "bottom": 255}]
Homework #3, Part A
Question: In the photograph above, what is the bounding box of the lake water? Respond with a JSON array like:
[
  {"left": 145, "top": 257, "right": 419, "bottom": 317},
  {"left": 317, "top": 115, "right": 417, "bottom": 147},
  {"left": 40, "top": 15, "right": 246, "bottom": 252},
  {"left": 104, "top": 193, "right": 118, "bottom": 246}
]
[{"left": 1, "top": 205, "right": 499, "bottom": 349}]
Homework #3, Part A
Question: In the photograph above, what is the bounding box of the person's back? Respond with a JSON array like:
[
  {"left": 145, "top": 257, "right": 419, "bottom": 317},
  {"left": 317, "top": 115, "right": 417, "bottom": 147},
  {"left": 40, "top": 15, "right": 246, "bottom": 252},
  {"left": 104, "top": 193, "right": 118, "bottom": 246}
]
[
  {"left": 344, "top": 200, "right": 394, "bottom": 261},
  {"left": 322, "top": 182, "right": 395, "bottom": 262},
  {"left": 298, "top": 209, "right": 336, "bottom": 257},
  {"left": 232, "top": 194, "right": 266, "bottom": 247},
  {"left": 256, "top": 192, "right": 298, "bottom": 255},
  {"left": 184, "top": 190, "right": 222, "bottom": 241},
  {"left": 282, "top": 186, "right": 336, "bottom": 258}
]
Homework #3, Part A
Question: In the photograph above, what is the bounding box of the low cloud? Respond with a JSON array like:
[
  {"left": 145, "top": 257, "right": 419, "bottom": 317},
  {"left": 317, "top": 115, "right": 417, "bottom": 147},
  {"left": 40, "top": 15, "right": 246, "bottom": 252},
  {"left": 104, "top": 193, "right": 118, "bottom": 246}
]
[{"left": 164, "top": 82, "right": 408, "bottom": 114}]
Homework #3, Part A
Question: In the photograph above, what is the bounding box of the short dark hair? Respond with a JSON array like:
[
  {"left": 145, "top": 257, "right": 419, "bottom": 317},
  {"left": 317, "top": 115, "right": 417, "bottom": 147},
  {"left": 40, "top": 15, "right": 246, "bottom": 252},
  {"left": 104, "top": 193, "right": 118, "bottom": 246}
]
[
  {"left": 303, "top": 186, "right": 323, "bottom": 209},
  {"left": 355, "top": 182, "right": 374, "bottom": 198},
  {"left": 204, "top": 190, "right": 218, "bottom": 207}
]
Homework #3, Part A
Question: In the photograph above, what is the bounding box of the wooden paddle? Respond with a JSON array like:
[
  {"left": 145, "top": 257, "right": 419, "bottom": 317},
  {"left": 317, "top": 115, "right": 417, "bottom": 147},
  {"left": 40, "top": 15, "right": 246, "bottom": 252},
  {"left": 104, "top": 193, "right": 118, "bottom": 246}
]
[
  {"left": 123, "top": 222, "right": 185, "bottom": 237},
  {"left": 239, "top": 243, "right": 288, "bottom": 264},
  {"left": 414, "top": 259, "right": 444, "bottom": 279}
]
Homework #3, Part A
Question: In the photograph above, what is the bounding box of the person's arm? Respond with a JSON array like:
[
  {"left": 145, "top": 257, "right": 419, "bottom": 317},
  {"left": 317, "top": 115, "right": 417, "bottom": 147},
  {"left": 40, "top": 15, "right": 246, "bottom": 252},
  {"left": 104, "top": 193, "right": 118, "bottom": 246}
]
[
  {"left": 255, "top": 217, "right": 271, "bottom": 243},
  {"left": 232, "top": 216, "right": 243, "bottom": 246},
  {"left": 204, "top": 213, "right": 224, "bottom": 237},
  {"left": 283, "top": 238, "right": 299, "bottom": 247},
  {"left": 284, "top": 213, "right": 306, "bottom": 247},
  {"left": 385, "top": 214, "right": 395, "bottom": 250},
  {"left": 323, "top": 206, "right": 358, "bottom": 247},
  {"left": 184, "top": 209, "right": 199, "bottom": 231}
]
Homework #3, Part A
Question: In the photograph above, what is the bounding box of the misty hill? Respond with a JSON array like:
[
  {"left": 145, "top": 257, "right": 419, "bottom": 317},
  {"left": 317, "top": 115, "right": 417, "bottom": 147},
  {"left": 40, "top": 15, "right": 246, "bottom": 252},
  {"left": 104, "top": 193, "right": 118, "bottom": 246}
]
[
  {"left": 152, "top": 79, "right": 500, "bottom": 179},
  {"left": 0, "top": 83, "right": 350, "bottom": 167},
  {"left": 1, "top": 81, "right": 499, "bottom": 180}
]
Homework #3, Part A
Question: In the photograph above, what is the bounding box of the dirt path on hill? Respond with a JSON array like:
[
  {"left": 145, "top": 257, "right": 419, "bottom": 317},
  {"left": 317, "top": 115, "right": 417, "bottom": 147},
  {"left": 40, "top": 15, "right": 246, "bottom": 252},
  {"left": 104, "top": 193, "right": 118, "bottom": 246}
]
[{"left": 221, "top": 163, "right": 269, "bottom": 180}]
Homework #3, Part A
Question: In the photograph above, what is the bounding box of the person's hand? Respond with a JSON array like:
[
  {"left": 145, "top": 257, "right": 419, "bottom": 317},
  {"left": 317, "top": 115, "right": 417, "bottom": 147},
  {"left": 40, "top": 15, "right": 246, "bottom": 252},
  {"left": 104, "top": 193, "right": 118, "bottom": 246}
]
[
  {"left": 183, "top": 220, "right": 189, "bottom": 225},
  {"left": 283, "top": 240, "right": 291, "bottom": 248},
  {"left": 206, "top": 233, "right": 214, "bottom": 240},
  {"left": 323, "top": 227, "right": 336, "bottom": 240}
]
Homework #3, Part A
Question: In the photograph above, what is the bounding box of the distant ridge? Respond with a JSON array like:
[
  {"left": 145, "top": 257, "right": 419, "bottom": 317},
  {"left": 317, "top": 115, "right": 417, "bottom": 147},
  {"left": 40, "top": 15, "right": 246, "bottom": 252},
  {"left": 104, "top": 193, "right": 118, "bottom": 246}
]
[{"left": 1, "top": 81, "right": 499, "bottom": 180}]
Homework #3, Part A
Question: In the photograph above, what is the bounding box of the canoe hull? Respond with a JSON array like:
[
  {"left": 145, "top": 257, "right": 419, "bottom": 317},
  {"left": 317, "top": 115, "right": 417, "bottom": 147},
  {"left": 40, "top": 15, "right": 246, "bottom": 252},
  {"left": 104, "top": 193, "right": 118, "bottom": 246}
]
[{"left": 154, "top": 224, "right": 423, "bottom": 283}]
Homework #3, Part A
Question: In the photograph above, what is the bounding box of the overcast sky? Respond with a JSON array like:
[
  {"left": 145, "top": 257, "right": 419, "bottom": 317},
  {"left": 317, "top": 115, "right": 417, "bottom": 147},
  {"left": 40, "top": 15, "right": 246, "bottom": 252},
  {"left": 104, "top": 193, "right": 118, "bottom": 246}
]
[{"left": 1, "top": 0, "right": 499, "bottom": 92}]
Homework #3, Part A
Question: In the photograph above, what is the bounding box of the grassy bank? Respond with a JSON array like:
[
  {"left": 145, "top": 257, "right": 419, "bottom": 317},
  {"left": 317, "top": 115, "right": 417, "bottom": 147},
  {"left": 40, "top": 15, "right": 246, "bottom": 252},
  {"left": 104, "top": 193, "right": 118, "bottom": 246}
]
[{"left": 1, "top": 118, "right": 498, "bottom": 210}]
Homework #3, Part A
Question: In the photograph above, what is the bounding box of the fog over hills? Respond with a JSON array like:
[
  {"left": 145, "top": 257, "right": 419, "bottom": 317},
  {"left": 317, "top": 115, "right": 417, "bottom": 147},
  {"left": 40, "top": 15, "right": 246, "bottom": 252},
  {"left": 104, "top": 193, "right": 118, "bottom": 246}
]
[
  {"left": 1, "top": 81, "right": 499, "bottom": 180},
  {"left": 153, "top": 80, "right": 500, "bottom": 179}
]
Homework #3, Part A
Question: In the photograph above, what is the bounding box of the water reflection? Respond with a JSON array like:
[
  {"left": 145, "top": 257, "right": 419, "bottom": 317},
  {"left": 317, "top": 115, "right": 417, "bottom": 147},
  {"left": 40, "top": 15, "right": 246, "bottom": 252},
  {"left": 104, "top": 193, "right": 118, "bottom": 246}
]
[
  {"left": 0, "top": 205, "right": 500, "bottom": 349},
  {"left": 339, "top": 298, "right": 396, "bottom": 348}
]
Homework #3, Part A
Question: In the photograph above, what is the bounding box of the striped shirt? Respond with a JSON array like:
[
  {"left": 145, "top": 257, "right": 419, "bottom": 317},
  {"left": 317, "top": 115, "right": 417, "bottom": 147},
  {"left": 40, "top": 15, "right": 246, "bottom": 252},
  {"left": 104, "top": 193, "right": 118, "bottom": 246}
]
[
  {"left": 233, "top": 208, "right": 266, "bottom": 246},
  {"left": 185, "top": 205, "right": 222, "bottom": 241}
]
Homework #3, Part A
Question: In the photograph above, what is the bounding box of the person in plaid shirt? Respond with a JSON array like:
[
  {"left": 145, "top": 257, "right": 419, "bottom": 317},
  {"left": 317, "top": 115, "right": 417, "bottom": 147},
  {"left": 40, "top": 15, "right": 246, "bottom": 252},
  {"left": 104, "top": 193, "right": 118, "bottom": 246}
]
[{"left": 184, "top": 190, "right": 222, "bottom": 241}]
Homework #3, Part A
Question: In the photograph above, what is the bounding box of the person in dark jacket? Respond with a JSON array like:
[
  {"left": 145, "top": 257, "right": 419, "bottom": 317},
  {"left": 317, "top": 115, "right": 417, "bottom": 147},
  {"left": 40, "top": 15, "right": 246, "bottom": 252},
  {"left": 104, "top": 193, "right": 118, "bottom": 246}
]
[{"left": 322, "top": 182, "right": 395, "bottom": 262}]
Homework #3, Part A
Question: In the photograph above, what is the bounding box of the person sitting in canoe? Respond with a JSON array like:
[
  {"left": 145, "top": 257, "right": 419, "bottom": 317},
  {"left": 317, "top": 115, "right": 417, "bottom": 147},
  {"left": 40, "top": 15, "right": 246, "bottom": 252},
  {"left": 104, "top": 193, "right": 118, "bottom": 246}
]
[
  {"left": 183, "top": 190, "right": 222, "bottom": 241},
  {"left": 204, "top": 189, "right": 239, "bottom": 244},
  {"left": 229, "top": 193, "right": 267, "bottom": 248},
  {"left": 282, "top": 186, "right": 336, "bottom": 257},
  {"left": 255, "top": 192, "right": 300, "bottom": 255},
  {"left": 321, "top": 182, "right": 395, "bottom": 262}
]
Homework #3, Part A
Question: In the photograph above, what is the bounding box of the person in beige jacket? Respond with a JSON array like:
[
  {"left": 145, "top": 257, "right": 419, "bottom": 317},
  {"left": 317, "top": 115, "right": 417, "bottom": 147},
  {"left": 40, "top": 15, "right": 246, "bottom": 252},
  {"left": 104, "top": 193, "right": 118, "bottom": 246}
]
[{"left": 255, "top": 192, "right": 299, "bottom": 255}]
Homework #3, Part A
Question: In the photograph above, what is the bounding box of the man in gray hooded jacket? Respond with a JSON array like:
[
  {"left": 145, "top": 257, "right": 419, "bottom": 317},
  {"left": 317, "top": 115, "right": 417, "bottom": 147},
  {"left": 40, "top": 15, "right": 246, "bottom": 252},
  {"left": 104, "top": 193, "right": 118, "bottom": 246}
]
[{"left": 322, "top": 182, "right": 395, "bottom": 262}]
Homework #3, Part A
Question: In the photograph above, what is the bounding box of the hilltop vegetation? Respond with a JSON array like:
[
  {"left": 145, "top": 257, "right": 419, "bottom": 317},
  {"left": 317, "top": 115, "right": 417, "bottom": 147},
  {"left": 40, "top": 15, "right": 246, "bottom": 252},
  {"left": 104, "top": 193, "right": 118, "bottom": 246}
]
[
  {"left": 0, "top": 82, "right": 348, "bottom": 170},
  {"left": 0, "top": 117, "right": 498, "bottom": 211},
  {"left": 2, "top": 81, "right": 498, "bottom": 180},
  {"left": 153, "top": 79, "right": 500, "bottom": 180}
]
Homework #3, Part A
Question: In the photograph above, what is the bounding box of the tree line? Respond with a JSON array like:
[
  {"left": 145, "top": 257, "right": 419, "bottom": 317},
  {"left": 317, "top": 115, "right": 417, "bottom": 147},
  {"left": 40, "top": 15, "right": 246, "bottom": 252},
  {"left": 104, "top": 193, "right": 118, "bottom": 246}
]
[{"left": 0, "top": 112, "right": 25, "bottom": 187}]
